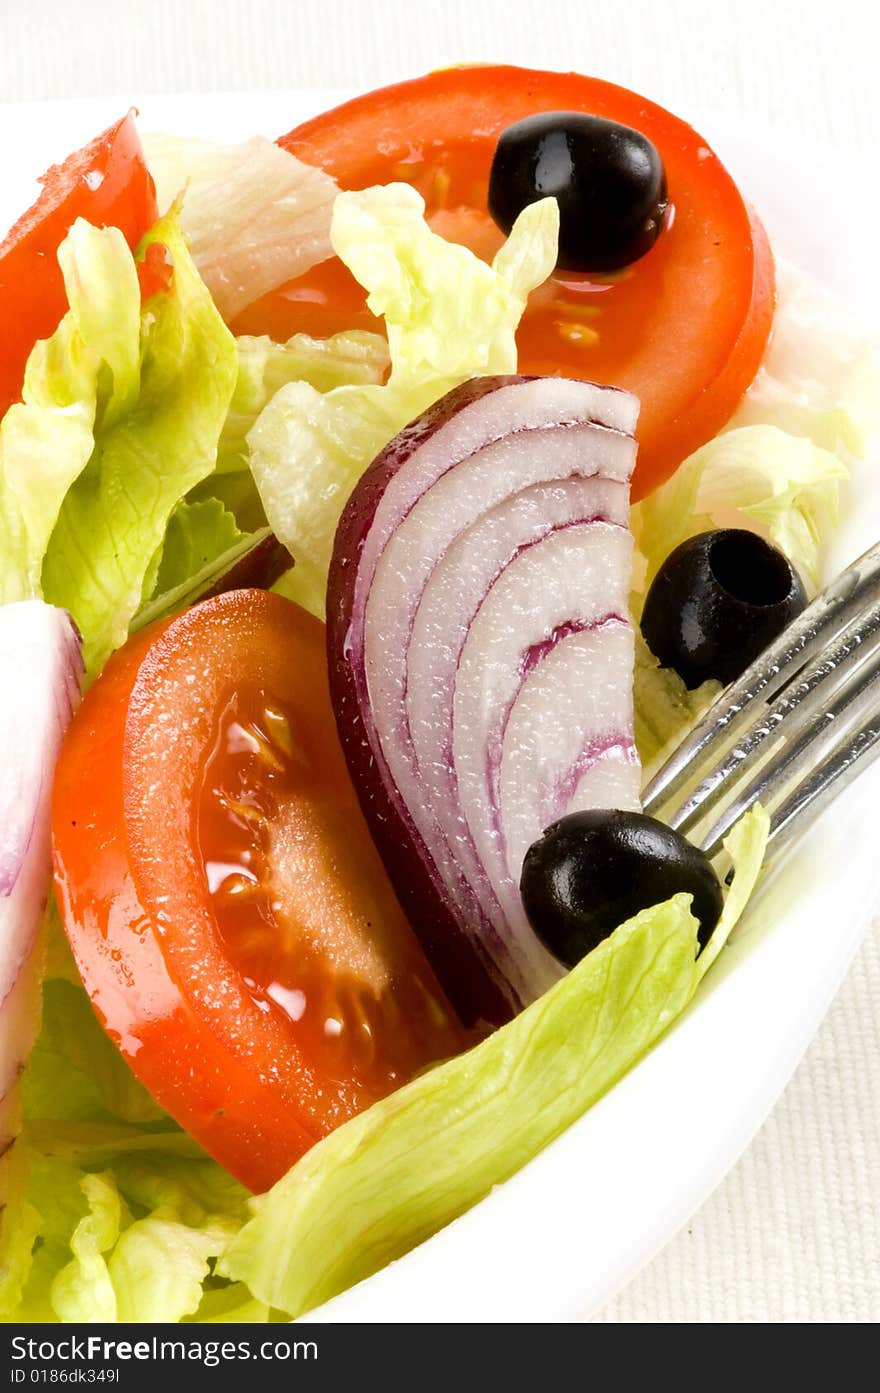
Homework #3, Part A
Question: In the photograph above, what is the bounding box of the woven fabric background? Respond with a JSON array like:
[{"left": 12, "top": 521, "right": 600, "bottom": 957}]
[{"left": 2, "top": 0, "right": 877, "bottom": 1324}]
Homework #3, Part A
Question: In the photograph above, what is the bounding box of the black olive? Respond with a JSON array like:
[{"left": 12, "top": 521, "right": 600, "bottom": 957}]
[
  {"left": 640, "top": 528, "right": 808, "bottom": 690},
  {"left": 520, "top": 809, "right": 723, "bottom": 966},
  {"left": 488, "top": 111, "right": 668, "bottom": 272}
]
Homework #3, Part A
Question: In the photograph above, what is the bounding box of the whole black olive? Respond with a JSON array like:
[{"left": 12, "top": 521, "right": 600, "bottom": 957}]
[
  {"left": 520, "top": 809, "right": 723, "bottom": 966},
  {"left": 489, "top": 111, "right": 668, "bottom": 272},
  {"left": 640, "top": 528, "right": 808, "bottom": 690}
]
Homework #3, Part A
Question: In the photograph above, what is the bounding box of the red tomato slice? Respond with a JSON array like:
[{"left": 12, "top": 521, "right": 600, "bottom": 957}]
[
  {"left": 247, "top": 66, "right": 774, "bottom": 500},
  {"left": 0, "top": 113, "right": 158, "bottom": 421},
  {"left": 52, "top": 591, "right": 466, "bottom": 1193}
]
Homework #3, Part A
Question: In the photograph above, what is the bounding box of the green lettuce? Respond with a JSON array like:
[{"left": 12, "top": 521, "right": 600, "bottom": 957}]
[
  {"left": 632, "top": 631, "right": 721, "bottom": 774},
  {"left": 4, "top": 806, "right": 765, "bottom": 1324},
  {"left": 198, "top": 328, "right": 390, "bottom": 538},
  {"left": 42, "top": 215, "right": 239, "bottom": 673},
  {"left": 631, "top": 424, "right": 848, "bottom": 600},
  {"left": 0, "top": 213, "right": 239, "bottom": 674},
  {"left": 219, "top": 808, "right": 768, "bottom": 1319},
  {"left": 0, "top": 214, "right": 390, "bottom": 669},
  {"left": 0, "top": 223, "right": 140, "bottom": 606},
  {"left": 247, "top": 185, "right": 560, "bottom": 616},
  {"left": 2, "top": 950, "right": 257, "bottom": 1325},
  {"left": 11, "top": 1150, "right": 251, "bottom": 1324},
  {"left": 219, "top": 329, "right": 390, "bottom": 475},
  {"left": 131, "top": 498, "right": 264, "bottom": 632}
]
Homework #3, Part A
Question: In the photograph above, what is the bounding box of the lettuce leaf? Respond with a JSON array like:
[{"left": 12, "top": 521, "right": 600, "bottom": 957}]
[
  {"left": 10, "top": 1149, "right": 249, "bottom": 1325},
  {"left": 50, "top": 1172, "right": 121, "bottom": 1323},
  {"left": 0, "top": 210, "right": 394, "bottom": 669},
  {"left": 247, "top": 185, "right": 560, "bottom": 616},
  {"left": 220, "top": 808, "right": 768, "bottom": 1319},
  {"left": 197, "top": 327, "right": 390, "bottom": 541},
  {"left": 631, "top": 424, "right": 847, "bottom": 599},
  {"left": 131, "top": 498, "right": 271, "bottom": 632},
  {"left": 219, "top": 329, "right": 389, "bottom": 476},
  {"left": 23, "top": 974, "right": 166, "bottom": 1129},
  {"left": 0, "top": 222, "right": 140, "bottom": 606},
  {"left": 729, "top": 257, "right": 880, "bottom": 461},
  {"left": 5, "top": 807, "right": 766, "bottom": 1324},
  {"left": 0, "top": 212, "right": 239, "bottom": 675},
  {"left": 1, "top": 948, "right": 254, "bottom": 1325},
  {"left": 632, "top": 631, "right": 721, "bottom": 774},
  {"left": 153, "top": 499, "right": 248, "bottom": 596},
  {"left": 629, "top": 423, "right": 847, "bottom": 772},
  {"left": 144, "top": 132, "right": 338, "bottom": 322},
  {"left": 42, "top": 214, "right": 238, "bottom": 674}
]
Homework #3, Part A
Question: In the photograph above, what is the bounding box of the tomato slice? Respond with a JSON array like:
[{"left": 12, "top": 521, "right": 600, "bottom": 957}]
[
  {"left": 0, "top": 113, "right": 158, "bottom": 421},
  {"left": 247, "top": 66, "right": 774, "bottom": 500},
  {"left": 52, "top": 591, "right": 466, "bottom": 1192}
]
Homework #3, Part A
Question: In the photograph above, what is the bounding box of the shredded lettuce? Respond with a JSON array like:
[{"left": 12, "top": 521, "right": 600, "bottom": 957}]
[
  {"left": 632, "top": 631, "right": 721, "bottom": 774},
  {"left": 631, "top": 424, "right": 848, "bottom": 599},
  {"left": 143, "top": 133, "right": 338, "bottom": 322},
  {"left": 219, "top": 329, "right": 389, "bottom": 476},
  {"left": 247, "top": 185, "right": 560, "bottom": 616},
  {"left": 629, "top": 262, "right": 869, "bottom": 759},
  {"left": 0, "top": 215, "right": 392, "bottom": 671},
  {"left": 219, "top": 808, "right": 768, "bottom": 1319},
  {"left": 42, "top": 214, "right": 238, "bottom": 674},
  {"left": 4, "top": 807, "right": 765, "bottom": 1324},
  {"left": 0, "top": 213, "right": 239, "bottom": 674},
  {"left": 729, "top": 257, "right": 880, "bottom": 461},
  {"left": 0, "top": 161, "right": 863, "bottom": 1329},
  {"left": 0, "top": 223, "right": 140, "bottom": 606},
  {"left": 1, "top": 940, "right": 256, "bottom": 1325}
]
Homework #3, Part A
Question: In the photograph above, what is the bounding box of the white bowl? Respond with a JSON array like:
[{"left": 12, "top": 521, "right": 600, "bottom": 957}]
[{"left": 2, "top": 91, "right": 877, "bottom": 1323}]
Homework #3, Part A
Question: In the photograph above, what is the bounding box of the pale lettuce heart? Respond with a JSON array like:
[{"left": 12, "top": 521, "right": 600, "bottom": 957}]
[
  {"left": 729, "top": 256, "right": 880, "bottom": 462},
  {"left": 631, "top": 424, "right": 848, "bottom": 600},
  {"left": 143, "top": 132, "right": 338, "bottom": 321}
]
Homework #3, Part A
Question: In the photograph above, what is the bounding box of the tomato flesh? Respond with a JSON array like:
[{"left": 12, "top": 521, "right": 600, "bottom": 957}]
[
  {"left": 52, "top": 591, "right": 466, "bottom": 1192},
  {"left": 0, "top": 113, "right": 158, "bottom": 421},
  {"left": 257, "top": 67, "right": 774, "bottom": 499}
]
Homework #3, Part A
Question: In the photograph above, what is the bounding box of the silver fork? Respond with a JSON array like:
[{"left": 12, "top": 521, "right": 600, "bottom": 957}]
[{"left": 641, "top": 539, "right": 880, "bottom": 870}]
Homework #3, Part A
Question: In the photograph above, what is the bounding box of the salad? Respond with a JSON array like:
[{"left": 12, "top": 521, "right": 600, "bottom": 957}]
[{"left": 0, "top": 66, "right": 875, "bottom": 1324}]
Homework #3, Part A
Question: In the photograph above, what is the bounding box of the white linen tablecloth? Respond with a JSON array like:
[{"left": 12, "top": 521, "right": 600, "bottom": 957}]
[{"left": 3, "top": 0, "right": 877, "bottom": 1324}]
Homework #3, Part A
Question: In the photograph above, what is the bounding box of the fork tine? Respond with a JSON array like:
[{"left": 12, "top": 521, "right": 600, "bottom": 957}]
[
  {"left": 641, "top": 538, "right": 880, "bottom": 817},
  {"left": 762, "top": 712, "right": 880, "bottom": 868},
  {"left": 697, "top": 649, "right": 880, "bottom": 859},
  {"left": 666, "top": 600, "right": 880, "bottom": 836}
]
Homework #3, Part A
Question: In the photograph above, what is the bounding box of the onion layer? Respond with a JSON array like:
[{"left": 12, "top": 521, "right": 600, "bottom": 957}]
[
  {"left": 0, "top": 602, "right": 82, "bottom": 1166},
  {"left": 328, "top": 376, "right": 641, "bottom": 1024}
]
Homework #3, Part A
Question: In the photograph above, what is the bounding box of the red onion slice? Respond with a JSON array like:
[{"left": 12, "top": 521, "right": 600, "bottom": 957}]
[
  {"left": 0, "top": 602, "right": 82, "bottom": 1167},
  {"left": 328, "top": 376, "right": 640, "bottom": 1024}
]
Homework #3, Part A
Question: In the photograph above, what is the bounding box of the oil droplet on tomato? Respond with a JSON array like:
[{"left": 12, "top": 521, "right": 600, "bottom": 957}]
[{"left": 195, "top": 689, "right": 439, "bottom": 1094}]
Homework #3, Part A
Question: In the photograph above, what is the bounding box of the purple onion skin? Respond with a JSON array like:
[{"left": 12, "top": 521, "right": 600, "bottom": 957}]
[
  {"left": 207, "top": 534, "right": 293, "bottom": 599},
  {"left": 327, "top": 377, "right": 532, "bottom": 1029}
]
